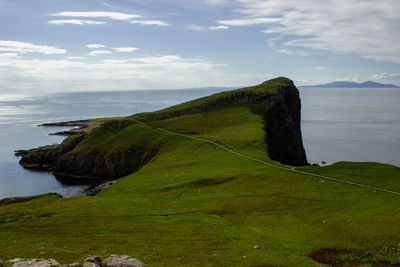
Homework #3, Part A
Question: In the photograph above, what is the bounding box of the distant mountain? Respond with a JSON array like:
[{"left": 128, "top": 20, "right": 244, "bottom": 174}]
[{"left": 302, "top": 81, "right": 399, "bottom": 88}]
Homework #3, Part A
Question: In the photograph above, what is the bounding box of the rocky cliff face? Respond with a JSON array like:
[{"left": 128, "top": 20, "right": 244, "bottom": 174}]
[
  {"left": 16, "top": 77, "right": 308, "bottom": 184},
  {"left": 16, "top": 120, "right": 161, "bottom": 184},
  {"left": 135, "top": 77, "right": 307, "bottom": 166}
]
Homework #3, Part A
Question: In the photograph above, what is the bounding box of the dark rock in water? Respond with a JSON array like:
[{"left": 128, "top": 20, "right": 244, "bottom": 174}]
[
  {"left": 41, "top": 119, "right": 92, "bottom": 136},
  {"left": 40, "top": 120, "right": 92, "bottom": 129},
  {"left": 0, "top": 259, "right": 5, "bottom": 267},
  {"left": 103, "top": 255, "right": 146, "bottom": 267},
  {"left": 83, "top": 256, "right": 102, "bottom": 267},
  {"left": 9, "top": 258, "right": 61, "bottom": 267}
]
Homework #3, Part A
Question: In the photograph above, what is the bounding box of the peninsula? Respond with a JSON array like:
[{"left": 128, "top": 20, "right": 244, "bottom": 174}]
[{"left": 1, "top": 77, "right": 400, "bottom": 266}]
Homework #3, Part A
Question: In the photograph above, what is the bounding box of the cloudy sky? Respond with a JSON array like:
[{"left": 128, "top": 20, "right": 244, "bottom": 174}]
[{"left": 1, "top": 0, "right": 399, "bottom": 93}]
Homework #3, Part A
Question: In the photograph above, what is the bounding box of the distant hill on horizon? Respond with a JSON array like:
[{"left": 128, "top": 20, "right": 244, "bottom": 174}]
[{"left": 301, "top": 80, "right": 399, "bottom": 88}]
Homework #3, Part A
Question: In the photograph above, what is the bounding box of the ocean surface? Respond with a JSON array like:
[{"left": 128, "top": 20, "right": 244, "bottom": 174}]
[{"left": 0, "top": 87, "right": 399, "bottom": 199}]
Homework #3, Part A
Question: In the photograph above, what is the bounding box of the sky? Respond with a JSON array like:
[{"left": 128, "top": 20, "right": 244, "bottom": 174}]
[{"left": 0, "top": 0, "right": 399, "bottom": 93}]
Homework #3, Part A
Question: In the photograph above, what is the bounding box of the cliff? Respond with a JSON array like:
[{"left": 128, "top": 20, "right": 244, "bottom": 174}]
[{"left": 16, "top": 77, "right": 308, "bottom": 183}]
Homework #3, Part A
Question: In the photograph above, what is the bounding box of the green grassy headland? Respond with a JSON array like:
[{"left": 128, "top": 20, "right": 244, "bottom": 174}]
[{"left": 1, "top": 77, "right": 399, "bottom": 266}]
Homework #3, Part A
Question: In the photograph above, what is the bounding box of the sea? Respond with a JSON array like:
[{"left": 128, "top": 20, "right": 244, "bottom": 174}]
[{"left": 0, "top": 87, "right": 399, "bottom": 199}]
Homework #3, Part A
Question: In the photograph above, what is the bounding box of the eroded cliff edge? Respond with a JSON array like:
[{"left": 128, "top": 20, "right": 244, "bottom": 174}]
[{"left": 16, "top": 77, "right": 308, "bottom": 183}]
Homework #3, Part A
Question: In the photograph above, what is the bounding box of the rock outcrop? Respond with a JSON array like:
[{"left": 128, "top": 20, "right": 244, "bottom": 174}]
[
  {"left": 61, "top": 264, "right": 81, "bottom": 267},
  {"left": 8, "top": 258, "right": 60, "bottom": 267},
  {"left": 82, "top": 256, "right": 102, "bottom": 267},
  {"left": 4, "top": 255, "right": 145, "bottom": 267},
  {"left": 135, "top": 77, "right": 308, "bottom": 166},
  {"left": 103, "top": 255, "right": 145, "bottom": 267}
]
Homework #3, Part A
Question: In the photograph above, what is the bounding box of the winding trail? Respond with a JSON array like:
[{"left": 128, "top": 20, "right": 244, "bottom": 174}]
[{"left": 134, "top": 119, "right": 400, "bottom": 196}]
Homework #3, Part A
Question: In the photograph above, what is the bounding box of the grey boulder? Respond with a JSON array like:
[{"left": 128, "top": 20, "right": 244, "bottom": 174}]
[
  {"left": 0, "top": 259, "right": 5, "bottom": 267},
  {"left": 9, "top": 259, "right": 60, "bottom": 267},
  {"left": 103, "top": 255, "right": 145, "bottom": 267},
  {"left": 83, "top": 256, "right": 102, "bottom": 267},
  {"left": 61, "top": 264, "right": 81, "bottom": 267}
]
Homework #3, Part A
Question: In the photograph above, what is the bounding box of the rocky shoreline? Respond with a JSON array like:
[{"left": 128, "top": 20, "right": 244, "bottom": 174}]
[
  {"left": 1, "top": 255, "right": 145, "bottom": 267},
  {"left": 40, "top": 120, "right": 92, "bottom": 136},
  {"left": 14, "top": 78, "right": 308, "bottom": 193}
]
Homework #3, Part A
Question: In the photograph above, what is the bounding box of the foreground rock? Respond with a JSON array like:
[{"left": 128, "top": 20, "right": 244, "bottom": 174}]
[
  {"left": 82, "top": 256, "right": 102, "bottom": 267},
  {"left": 6, "top": 255, "right": 145, "bottom": 267},
  {"left": 61, "top": 264, "right": 81, "bottom": 267},
  {"left": 9, "top": 259, "right": 60, "bottom": 267},
  {"left": 103, "top": 255, "right": 145, "bottom": 267}
]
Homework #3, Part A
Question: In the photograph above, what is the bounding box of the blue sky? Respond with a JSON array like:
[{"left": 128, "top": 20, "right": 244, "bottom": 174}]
[{"left": 0, "top": 0, "right": 399, "bottom": 93}]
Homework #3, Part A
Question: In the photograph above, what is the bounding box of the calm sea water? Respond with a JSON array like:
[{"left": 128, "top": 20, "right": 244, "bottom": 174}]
[{"left": 0, "top": 87, "right": 399, "bottom": 199}]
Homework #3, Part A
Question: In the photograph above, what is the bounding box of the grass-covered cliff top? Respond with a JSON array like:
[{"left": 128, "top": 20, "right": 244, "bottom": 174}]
[
  {"left": 1, "top": 77, "right": 400, "bottom": 266},
  {"left": 132, "top": 77, "right": 294, "bottom": 122}
]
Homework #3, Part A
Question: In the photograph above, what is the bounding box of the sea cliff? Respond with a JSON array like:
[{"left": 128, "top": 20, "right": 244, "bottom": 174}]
[{"left": 16, "top": 77, "right": 308, "bottom": 183}]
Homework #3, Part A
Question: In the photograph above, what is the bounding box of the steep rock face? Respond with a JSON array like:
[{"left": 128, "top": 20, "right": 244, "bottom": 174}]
[
  {"left": 16, "top": 134, "right": 86, "bottom": 170},
  {"left": 17, "top": 119, "right": 162, "bottom": 184},
  {"left": 54, "top": 144, "right": 159, "bottom": 182},
  {"left": 136, "top": 77, "right": 307, "bottom": 166},
  {"left": 262, "top": 89, "right": 307, "bottom": 166}
]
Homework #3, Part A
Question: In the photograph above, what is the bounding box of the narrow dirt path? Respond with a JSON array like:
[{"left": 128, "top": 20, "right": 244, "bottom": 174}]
[{"left": 135, "top": 119, "right": 400, "bottom": 196}]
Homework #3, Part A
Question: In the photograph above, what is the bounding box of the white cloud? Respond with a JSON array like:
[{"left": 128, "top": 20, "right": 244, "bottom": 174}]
[
  {"left": 130, "top": 20, "right": 169, "bottom": 26},
  {"left": 51, "top": 11, "right": 169, "bottom": 27},
  {"left": 0, "top": 53, "right": 268, "bottom": 92},
  {"left": 87, "top": 50, "right": 112, "bottom": 56},
  {"left": 218, "top": 17, "right": 281, "bottom": 26},
  {"left": 0, "top": 41, "right": 66, "bottom": 54},
  {"left": 206, "top": 0, "right": 228, "bottom": 4},
  {"left": 86, "top": 44, "right": 106, "bottom": 49},
  {"left": 278, "top": 49, "right": 310, "bottom": 56},
  {"left": 112, "top": 47, "right": 139, "bottom": 52},
  {"left": 187, "top": 25, "right": 206, "bottom": 31},
  {"left": 0, "top": 53, "right": 19, "bottom": 58},
  {"left": 65, "top": 56, "right": 86, "bottom": 60},
  {"left": 49, "top": 20, "right": 105, "bottom": 25},
  {"left": 51, "top": 11, "right": 141, "bottom": 21},
  {"left": 216, "top": 0, "right": 400, "bottom": 63},
  {"left": 305, "top": 66, "right": 330, "bottom": 71},
  {"left": 209, "top": 25, "right": 229, "bottom": 30},
  {"left": 373, "top": 73, "right": 400, "bottom": 81}
]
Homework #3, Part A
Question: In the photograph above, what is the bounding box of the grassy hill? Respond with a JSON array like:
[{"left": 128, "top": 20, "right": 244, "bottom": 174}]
[{"left": 1, "top": 78, "right": 400, "bottom": 266}]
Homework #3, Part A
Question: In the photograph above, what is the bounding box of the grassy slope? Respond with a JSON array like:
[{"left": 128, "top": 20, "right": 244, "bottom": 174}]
[{"left": 1, "top": 90, "right": 400, "bottom": 266}]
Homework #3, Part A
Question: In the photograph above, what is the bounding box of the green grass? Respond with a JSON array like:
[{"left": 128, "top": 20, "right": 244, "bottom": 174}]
[
  {"left": 131, "top": 77, "right": 291, "bottom": 123},
  {"left": 1, "top": 80, "right": 400, "bottom": 266}
]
